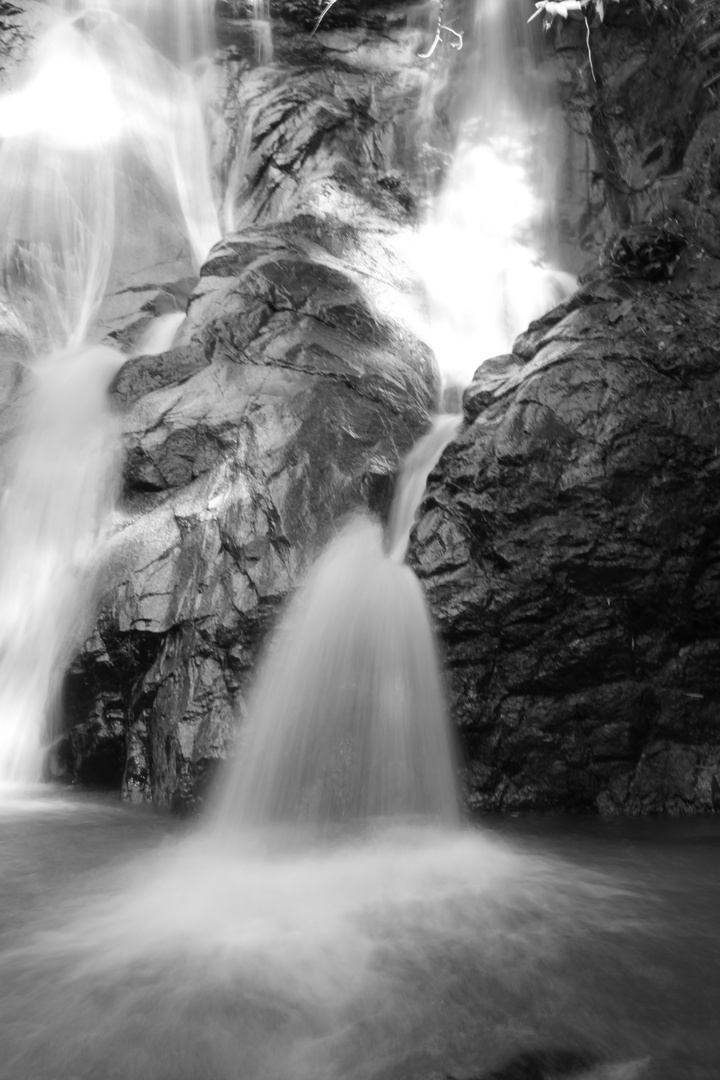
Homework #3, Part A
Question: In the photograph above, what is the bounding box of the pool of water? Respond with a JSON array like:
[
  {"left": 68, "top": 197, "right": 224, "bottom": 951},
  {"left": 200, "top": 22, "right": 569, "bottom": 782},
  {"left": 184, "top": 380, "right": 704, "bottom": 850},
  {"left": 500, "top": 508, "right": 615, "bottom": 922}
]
[{"left": 0, "top": 788, "right": 718, "bottom": 1080}]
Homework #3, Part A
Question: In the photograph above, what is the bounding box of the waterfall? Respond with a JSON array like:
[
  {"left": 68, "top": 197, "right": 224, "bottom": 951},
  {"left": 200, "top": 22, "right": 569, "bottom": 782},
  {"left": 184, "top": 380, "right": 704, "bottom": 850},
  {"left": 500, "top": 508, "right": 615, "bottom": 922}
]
[
  {"left": 0, "top": 0, "right": 220, "bottom": 783},
  {"left": 213, "top": 511, "right": 459, "bottom": 834},
  {"left": 252, "top": 0, "right": 274, "bottom": 64},
  {"left": 0, "top": 11, "right": 663, "bottom": 1080},
  {"left": 416, "top": 0, "right": 574, "bottom": 396},
  {"left": 0, "top": 347, "right": 123, "bottom": 783},
  {"left": 48, "top": 0, "right": 216, "bottom": 66},
  {"left": 0, "top": 22, "right": 118, "bottom": 353},
  {"left": 385, "top": 413, "right": 463, "bottom": 565}
]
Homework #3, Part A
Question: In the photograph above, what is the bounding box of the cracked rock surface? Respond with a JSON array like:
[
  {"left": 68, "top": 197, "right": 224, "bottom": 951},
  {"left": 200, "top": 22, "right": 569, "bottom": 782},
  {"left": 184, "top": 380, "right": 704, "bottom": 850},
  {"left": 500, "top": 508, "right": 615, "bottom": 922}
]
[
  {"left": 64, "top": 6, "right": 440, "bottom": 805},
  {"left": 410, "top": 263, "right": 720, "bottom": 814}
]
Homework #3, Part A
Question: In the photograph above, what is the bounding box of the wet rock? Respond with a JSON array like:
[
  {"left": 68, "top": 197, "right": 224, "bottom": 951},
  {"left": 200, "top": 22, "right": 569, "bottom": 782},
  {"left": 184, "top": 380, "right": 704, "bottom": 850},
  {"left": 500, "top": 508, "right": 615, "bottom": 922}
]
[
  {"left": 410, "top": 268, "right": 720, "bottom": 815},
  {"left": 69, "top": 188, "right": 436, "bottom": 802},
  {"left": 57, "top": 0, "right": 457, "bottom": 805},
  {"left": 548, "top": 7, "right": 709, "bottom": 270}
]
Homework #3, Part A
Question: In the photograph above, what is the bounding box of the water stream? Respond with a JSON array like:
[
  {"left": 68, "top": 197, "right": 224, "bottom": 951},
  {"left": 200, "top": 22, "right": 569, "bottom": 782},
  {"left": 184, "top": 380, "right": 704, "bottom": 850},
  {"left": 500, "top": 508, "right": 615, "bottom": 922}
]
[{"left": 0, "top": 0, "right": 219, "bottom": 781}]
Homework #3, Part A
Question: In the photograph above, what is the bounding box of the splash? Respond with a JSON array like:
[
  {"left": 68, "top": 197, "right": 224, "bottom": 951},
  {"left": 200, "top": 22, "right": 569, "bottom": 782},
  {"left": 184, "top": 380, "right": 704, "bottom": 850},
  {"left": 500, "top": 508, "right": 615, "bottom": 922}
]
[{"left": 0, "top": 801, "right": 648, "bottom": 1080}]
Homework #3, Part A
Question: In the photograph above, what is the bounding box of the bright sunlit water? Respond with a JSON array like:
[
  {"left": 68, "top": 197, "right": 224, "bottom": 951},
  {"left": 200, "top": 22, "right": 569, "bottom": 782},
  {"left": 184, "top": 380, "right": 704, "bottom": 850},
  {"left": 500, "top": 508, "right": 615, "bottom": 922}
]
[
  {"left": 417, "top": 0, "right": 575, "bottom": 394},
  {"left": 0, "top": 790, "right": 718, "bottom": 1080}
]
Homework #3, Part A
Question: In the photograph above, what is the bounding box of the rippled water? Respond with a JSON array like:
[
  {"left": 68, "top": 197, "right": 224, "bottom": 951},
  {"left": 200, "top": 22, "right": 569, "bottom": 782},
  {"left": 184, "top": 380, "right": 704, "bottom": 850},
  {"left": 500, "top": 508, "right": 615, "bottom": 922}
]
[{"left": 0, "top": 789, "right": 718, "bottom": 1080}]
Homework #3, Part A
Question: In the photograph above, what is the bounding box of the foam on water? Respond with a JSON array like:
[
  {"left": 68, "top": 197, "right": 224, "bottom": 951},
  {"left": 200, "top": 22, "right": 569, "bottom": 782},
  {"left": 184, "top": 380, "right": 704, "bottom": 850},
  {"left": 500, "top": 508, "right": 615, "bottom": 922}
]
[{"left": 0, "top": 810, "right": 650, "bottom": 1080}]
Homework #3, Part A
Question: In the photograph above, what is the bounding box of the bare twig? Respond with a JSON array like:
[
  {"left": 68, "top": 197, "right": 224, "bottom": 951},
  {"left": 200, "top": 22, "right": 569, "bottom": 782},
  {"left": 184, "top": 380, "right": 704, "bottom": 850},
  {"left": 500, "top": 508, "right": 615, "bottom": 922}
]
[
  {"left": 311, "top": 0, "right": 339, "bottom": 36},
  {"left": 418, "top": 1, "right": 463, "bottom": 59}
]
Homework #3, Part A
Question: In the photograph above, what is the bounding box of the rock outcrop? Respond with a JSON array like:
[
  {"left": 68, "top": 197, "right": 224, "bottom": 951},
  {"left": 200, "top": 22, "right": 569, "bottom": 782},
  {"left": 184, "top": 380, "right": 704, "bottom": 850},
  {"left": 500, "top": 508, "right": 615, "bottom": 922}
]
[
  {"left": 412, "top": 268, "right": 720, "bottom": 815},
  {"left": 62, "top": 6, "right": 442, "bottom": 808}
]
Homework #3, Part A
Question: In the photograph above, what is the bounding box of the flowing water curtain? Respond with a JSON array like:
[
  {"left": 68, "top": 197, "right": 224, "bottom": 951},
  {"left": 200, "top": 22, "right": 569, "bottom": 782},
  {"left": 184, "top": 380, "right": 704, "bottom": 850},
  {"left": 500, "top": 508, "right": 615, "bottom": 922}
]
[
  {"left": 252, "top": 0, "right": 274, "bottom": 64},
  {"left": 48, "top": 0, "right": 216, "bottom": 66},
  {"left": 0, "top": 347, "right": 124, "bottom": 783},
  {"left": 38, "top": 2, "right": 221, "bottom": 271},
  {"left": 85, "top": 9, "right": 221, "bottom": 269},
  {"left": 385, "top": 413, "right": 463, "bottom": 562},
  {"left": 0, "top": 20, "right": 119, "bottom": 353},
  {"left": 213, "top": 518, "right": 459, "bottom": 833},
  {"left": 0, "top": 18, "right": 125, "bottom": 782}
]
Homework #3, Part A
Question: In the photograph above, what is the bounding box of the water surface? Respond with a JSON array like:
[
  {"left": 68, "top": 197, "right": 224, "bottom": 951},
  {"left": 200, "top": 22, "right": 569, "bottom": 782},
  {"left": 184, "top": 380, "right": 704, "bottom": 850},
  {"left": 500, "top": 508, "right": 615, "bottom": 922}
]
[{"left": 1, "top": 789, "right": 718, "bottom": 1079}]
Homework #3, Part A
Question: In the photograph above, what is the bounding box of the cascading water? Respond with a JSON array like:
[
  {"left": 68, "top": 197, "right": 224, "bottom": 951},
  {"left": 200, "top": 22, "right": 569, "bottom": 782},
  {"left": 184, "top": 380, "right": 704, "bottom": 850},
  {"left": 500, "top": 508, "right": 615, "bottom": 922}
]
[
  {"left": 252, "top": 0, "right": 274, "bottom": 64},
  {"left": 0, "top": 0, "right": 219, "bottom": 784},
  {"left": 49, "top": 0, "right": 216, "bottom": 66},
  {"left": 0, "top": 347, "right": 122, "bottom": 782},
  {"left": 213, "top": 515, "right": 459, "bottom": 834},
  {"left": 0, "top": 20, "right": 122, "bottom": 784},
  {"left": 416, "top": 0, "right": 574, "bottom": 396}
]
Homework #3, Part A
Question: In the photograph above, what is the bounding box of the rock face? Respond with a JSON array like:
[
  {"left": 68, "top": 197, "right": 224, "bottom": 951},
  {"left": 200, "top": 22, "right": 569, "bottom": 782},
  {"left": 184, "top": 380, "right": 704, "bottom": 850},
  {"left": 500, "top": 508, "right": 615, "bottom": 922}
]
[
  {"left": 546, "top": 2, "right": 709, "bottom": 268},
  {"left": 411, "top": 255, "right": 720, "bottom": 815},
  {"left": 63, "top": 6, "right": 441, "bottom": 808}
]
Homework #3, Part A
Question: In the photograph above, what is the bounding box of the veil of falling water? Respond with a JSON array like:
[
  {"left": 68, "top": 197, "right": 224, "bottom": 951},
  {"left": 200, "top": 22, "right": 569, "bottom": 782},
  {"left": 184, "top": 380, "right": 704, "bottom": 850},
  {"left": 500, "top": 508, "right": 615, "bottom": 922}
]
[
  {"left": 0, "top": 0, "right": 219, "bottom": 783},
  {"left": 252, "top": 0, "right": 274, "bottom": 64}
]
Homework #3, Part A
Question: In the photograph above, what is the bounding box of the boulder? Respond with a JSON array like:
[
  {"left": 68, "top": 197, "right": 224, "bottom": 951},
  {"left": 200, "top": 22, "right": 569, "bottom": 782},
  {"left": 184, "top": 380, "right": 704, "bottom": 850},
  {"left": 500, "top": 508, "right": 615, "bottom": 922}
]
[
  {"left": 66, "top": 219, "right": 436, "bottom": 807},
  {"left": 410, "top": 262, "right": 720, "bottom": 814}
]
